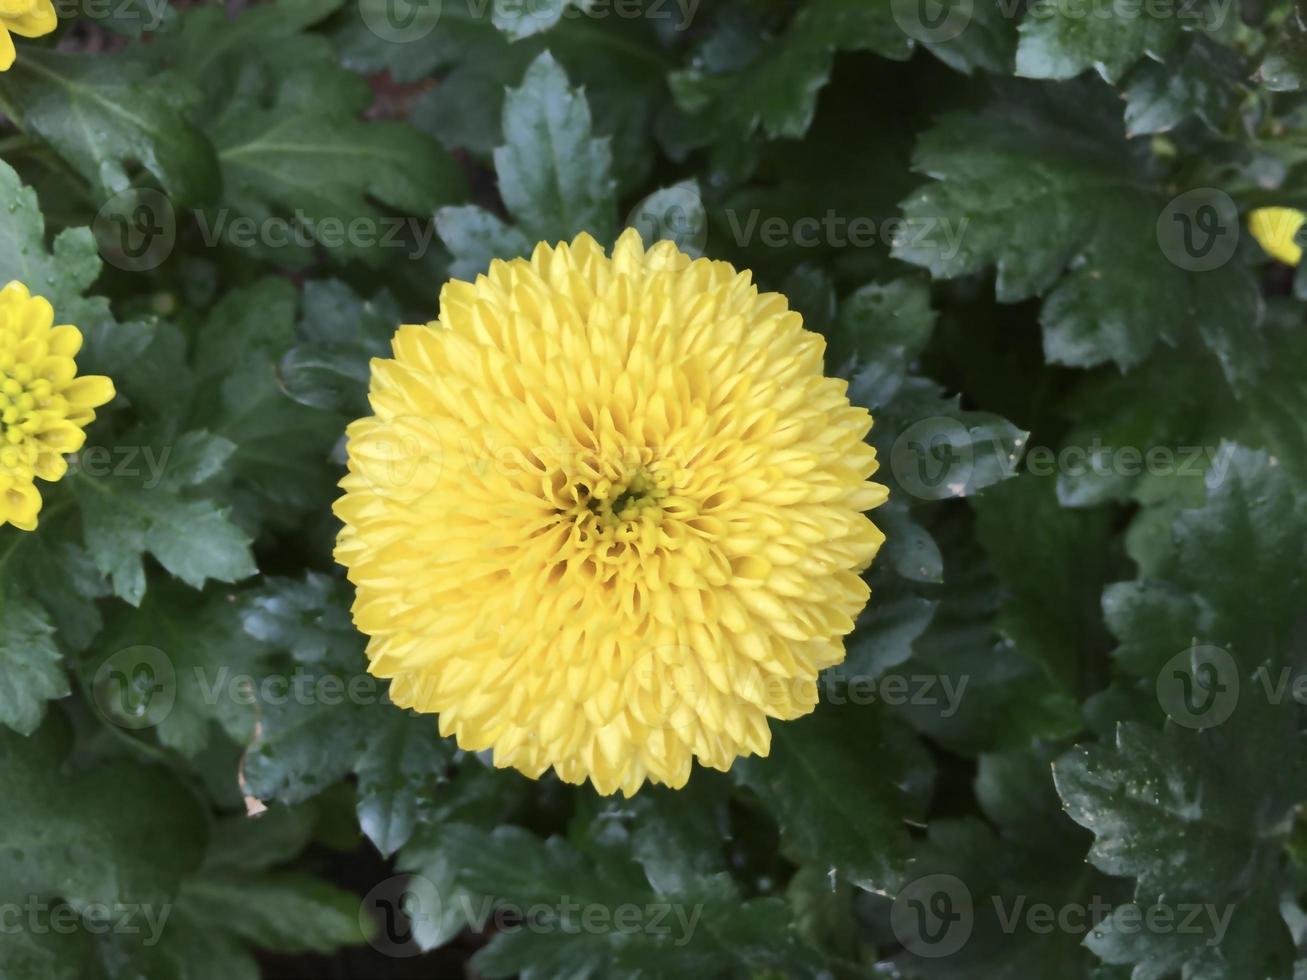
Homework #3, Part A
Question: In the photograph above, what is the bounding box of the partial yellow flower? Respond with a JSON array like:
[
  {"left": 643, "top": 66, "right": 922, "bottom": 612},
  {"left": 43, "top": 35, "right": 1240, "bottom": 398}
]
[
  {"left": 0, "top": 0, "right": 57, "bottom": 72},
  {"left": 335, "top": 230, "right": 887, "bottom": 796},
  {"left": 1248, "top": 206, "right": 1305, "bottom": 266},
  {"left": 0, "top": 281, "right": 114, "bottom": 530}
]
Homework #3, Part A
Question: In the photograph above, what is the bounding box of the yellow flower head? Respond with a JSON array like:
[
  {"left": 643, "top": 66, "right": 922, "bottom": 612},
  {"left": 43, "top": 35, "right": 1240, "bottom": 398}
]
[
  {"left": 1248, "top": 206, "right": 1305, "bottom": 266},
  {"left": 335, "top": 230, "right": 888, "bottom": 796},
  {"left": 0, "top": 281, "right": 114, "bottom": 530},
  {"left": 0, "top": 0, "right": 56, "bottom": 72}
]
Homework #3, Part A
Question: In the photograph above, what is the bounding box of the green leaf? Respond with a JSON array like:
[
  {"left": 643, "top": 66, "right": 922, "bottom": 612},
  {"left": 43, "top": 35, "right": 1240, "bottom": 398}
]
[
  {"left": 1058, "top": 446, "right": 1307, "bottom": 978},
  {"left": 238, "top": 573, "right": 361, "bottom": 666},
  {"left": 436, "top": 206, "right": 534, "bottom": 281},
  {"left": 0, "top": 716, "right": 207, "bottom": 909},
  {"left": 1052, "top": 353, "right": 1231, "bottom": 509},
  {"left": 825, "top": 277, "right": 937, "bottom": 404},
  {"left": 166, "top": 0, "right": 343, "bottom": 82},
  {"left": 870, "top": 376, "right": 1028, "bottom": 500},
  {"left": 491, "top": 0, "right": 579, "bottom": 39},
  {"left": 209, "top": 111, "right": 463, "bottom": 266},
  {"left": 892, "top": 746, "right": 1110, "bottom": 978},
  {"left": 279, "top": 279, "right": 399, "bottom": 415},
  {"left": 735, "top": 702, "right": 931, "bottom": 893},
  {"left": 0, "top": 580, "right": 65, "bottom": 736},
  {"left": 665, "top": 0, "right": 908, "bottom": 167},
  {"left": 356, "top": 0, "right": 668, "bottom": 197},
  {"left": 124, "top": 807, "right": 363, "bottom": 978},
  {"left": 0, "top": 159, "right": 124, "bottom": 341},
  {"left": 894, "top": 80, "right": 1264, "bottom": 374},
  {"left": 624, "top": 180, "right": 707, "bottom": 256},
  {"left": 619, "top": 781, "right": 732, "bottom": 895},
  {"left": 1015, "top": 0, "right": 1227, "bottom": 83},
  {"left": 410, "top": 823, "right": 651, "bottom": 970},
  {"left": 0, "top": 49, "right": 219, "bottom": 204},
  {"left": 897, "top": 513, "right": 1083, "bottom": 753},
  {"left": 355, "top": 709, "right": 451, "bottom": 857},
  {"left": 88, "top": 582, "right": 266, "bottom": 757},
  {"left": 165, "top": 1, "right": 465, "bottom": 266},
  {"left": 495, "top": 52, "right": 616, "bottom": 244},
  {"left": 0, "top": 920, "right": 93, "bottom": 980},
  {"left": 1086, "top": 884, "right": 1293, "bottom": 980},
  {"left": 407, "top": 821, "right": 823, "bottom": 978},
  {"left": 1261, "top": 1, "right": 1307, "bottom": 91},
  {"left": 394, "top": 767, "right": 535, "bottom": 950},
  {"left": 875, "top": 497, "right": 944, "bottom": 584},
  {"left": 1237, "top": 303, "right": 1307, "bottom": 485},
  {"left": 237, "top": 588, "right": 450, "bottom": 827},
  {"left": 240, "top": 670, "right": 375, "bottom": 806},
  {"left": 922, "top": 0, "right": 1019, "bottom": 76},
  {"left": 17, "top": 536, "right": 109, "bottom": 654},
  {"left": 1166, "top": 447, "right": 1307, "bottom": 647},
  {"left": 832, "top": 592, "right": 939, "bottom": 679},
  {"left": 437, "top": 52, "right": 617, "bottom": 275},
  {"left": 191, "top": 281, "right": 343, "bottom": 526},
  {"left": 72, "top": 460, "right": 257, "bottom": 606},
  {"left": 1123, "top": 35, "right": 1242, "bottom": 136},
  {"left": 176, "top": 873, "right": 365, "bottom": 953},
  {"left": 972, "top": 474, "right": 1112, "bottom": 703},
  {"left": 1055, "top": 704, "right": 1305, "bottom": 975},
  {"left": 1106, "top": 445, "right": 1307, "bottom": 678}
]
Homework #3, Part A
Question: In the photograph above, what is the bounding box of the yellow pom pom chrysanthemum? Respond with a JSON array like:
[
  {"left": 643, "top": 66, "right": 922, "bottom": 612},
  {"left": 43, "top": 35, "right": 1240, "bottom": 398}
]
[
  {"left": 0, "top": 281, "right": 114, "bottom": 531},
  {"left": 0, "top": 0, "right": 57, "bottom": 72},
  {"left": 334, "top": 230, "right": 888, "bottom": 796}
]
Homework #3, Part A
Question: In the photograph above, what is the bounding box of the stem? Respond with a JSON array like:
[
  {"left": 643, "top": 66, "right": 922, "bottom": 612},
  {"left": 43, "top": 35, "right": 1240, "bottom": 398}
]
[{"left": 0, "top": 87, "right": 23, "bottom": 135}]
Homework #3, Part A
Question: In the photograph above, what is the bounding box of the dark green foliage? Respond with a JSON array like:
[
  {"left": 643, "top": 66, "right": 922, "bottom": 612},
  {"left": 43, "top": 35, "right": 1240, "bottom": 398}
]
[{"left": 0, "top": 0, "right": 1304, "bottom": 976}]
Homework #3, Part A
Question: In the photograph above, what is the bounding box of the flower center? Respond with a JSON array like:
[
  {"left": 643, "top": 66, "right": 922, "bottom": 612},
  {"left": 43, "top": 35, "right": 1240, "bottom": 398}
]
[
  {"left": 0, "top": 360, "right": 44, "bottom": 433},
  {"left": 588, "top": 468, "right": 666, "bottom": 524},
  {"left": 0, "top": 360, "right": 50, "bottom": 472},
  {"left": 574, "top": 465, "right": 671, "bottom": 543}
]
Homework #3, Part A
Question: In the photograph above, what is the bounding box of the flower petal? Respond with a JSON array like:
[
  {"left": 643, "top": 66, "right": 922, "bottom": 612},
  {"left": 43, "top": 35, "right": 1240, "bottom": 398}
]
[{"left": 60, "top": 374, "right": 115, "bottom": 409}]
